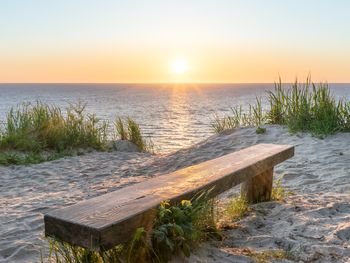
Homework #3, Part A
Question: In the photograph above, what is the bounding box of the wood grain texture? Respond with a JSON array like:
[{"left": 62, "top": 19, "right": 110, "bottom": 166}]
[
  {"left": 44, "top": 143, "right": 294, "bottom": 251},
  {"left": 241, "top": 168, "right": 273, "bottom": 203}
]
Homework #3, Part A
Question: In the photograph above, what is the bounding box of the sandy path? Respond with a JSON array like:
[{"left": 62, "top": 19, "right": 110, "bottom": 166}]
[{"left": 1, "top": 126, "right": 350, "bottom": 262}]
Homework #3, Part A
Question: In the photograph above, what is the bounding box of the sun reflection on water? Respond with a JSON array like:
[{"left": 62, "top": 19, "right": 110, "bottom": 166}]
[{"left": 159, "top": 84, "right": 206, "bottom": 150}]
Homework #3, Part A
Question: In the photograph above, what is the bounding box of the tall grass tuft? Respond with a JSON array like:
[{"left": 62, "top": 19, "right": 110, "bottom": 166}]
[
  {"left": 213, "top": 77, "right": 350, "bottom": 137},
  {"left": 115, "top": 117, "right": 128, "bottom": 141},
  {"left": 266, "top": 77, "right": 288, "bottom": 125},
  {"left": 115, "top": 117, "right": 153, "bottom": 152},
  {"left": 0, "top": 102, "right": 151, "bottom": 165},
  {"left": 212, "top": 97, "right": 265, "bottom": 132},
  {"left": 0, "top": 101, "right": 108, "bottom": 153}
]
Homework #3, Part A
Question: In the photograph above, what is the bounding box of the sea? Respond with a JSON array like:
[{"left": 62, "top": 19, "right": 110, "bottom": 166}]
[{"left": 0, "top": 83, "right": 349, "bottom": 153}]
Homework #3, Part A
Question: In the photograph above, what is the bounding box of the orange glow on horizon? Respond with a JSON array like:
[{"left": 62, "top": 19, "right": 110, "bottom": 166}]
[
  {"left": 1, "top": 1, "right": 350, "bottom": 83},
  {"left": 0, "top": 47, "right": 349, "bottom": 83}
]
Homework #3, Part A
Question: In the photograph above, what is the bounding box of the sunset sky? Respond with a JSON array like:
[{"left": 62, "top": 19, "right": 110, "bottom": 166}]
[{"left": 1, "top": 0, "right": 349, "bottom": 83}]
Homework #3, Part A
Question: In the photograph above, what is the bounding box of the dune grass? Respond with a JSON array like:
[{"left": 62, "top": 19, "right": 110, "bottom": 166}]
[
  {"left": 0, "top": 101, "right": 108, "bottom": 152},
  {"left": 0, "top": 102, "right": 150, "bottom": 165},
  {"left": 114, "top": 117, "right": 153, "bottom": 152},
  {"left": 212, "top": 98, "right": 265, "bottom": 133},
  {"left": 213, "top": 77, "right": 350, "bottom": 137}
]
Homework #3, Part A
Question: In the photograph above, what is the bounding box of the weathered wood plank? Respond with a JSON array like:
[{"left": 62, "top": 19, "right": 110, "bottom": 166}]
[
  {"left": 241, "top": 168, "right": 273, "bottom": 203},
  {"left": 44, "top": 143, "right": 294, "bottom": 251}
]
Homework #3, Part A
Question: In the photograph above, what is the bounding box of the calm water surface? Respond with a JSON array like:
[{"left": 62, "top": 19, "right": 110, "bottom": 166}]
[{"left": 0, "top": 83, "right": 349, "bottom": 152}]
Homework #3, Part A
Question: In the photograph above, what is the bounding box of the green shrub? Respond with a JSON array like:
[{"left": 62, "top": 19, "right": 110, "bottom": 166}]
[{"left": 152, "top": 193, "right": 217, "bottom": 262}]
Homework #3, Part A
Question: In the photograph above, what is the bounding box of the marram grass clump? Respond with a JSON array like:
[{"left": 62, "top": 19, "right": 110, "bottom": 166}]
[
  {"left": 0, "top": 101, "right": 151, "bottom": 165},
  {"left": 213, "top": 77, "right": 350, "bottom": 137},
  {"left": 114, "top": 117, "right": 154, "bottom": 153},
  {"left": 0, "top": 101, "right": 108, "bottom": 153},
  {"left": 212, "top": 98, "right": 265, "bottom": 133}
]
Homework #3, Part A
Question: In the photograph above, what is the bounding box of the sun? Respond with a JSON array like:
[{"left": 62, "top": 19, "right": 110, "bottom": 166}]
[{"left": 171, "top": 58, "right": 188, "bottom": 74}]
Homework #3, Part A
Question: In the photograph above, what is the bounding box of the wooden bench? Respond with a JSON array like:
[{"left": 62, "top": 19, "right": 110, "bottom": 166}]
[{"left": 44, "top": 143, "right": 294, "bottom": 251}]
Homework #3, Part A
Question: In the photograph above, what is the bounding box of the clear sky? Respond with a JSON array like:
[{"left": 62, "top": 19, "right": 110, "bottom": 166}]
[{"left": 0, "top": 0, "right": 349, "bottom": 83}]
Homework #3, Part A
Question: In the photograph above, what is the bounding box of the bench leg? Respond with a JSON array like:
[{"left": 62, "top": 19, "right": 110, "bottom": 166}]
[{"left": 240, "top": 168, "right": 273, "bottom": 203}]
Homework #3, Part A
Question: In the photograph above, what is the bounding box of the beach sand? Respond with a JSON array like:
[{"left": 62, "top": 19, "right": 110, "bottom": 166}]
[{"left": 1, "top": 126, "right": 350, "bottom": 262}]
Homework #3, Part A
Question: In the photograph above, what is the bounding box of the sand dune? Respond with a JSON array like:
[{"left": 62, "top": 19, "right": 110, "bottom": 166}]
[{"left": 1, "top": 126, "right": 350, "bottom": 262}]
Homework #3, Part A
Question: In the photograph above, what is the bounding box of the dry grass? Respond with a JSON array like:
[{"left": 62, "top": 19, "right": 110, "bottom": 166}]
[{"left": 225, "top": 196, "right": 250, "bottom": 221}]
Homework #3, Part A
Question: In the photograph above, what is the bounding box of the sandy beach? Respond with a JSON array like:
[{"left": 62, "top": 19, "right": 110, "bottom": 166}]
[{"left": 1, "top": 125, "right": 350, "bottom": 262}]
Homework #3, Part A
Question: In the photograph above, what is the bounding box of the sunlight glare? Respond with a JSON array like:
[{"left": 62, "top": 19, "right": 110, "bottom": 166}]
[{"left": 171, "top": 58, "right": 188, "bottom": 74}]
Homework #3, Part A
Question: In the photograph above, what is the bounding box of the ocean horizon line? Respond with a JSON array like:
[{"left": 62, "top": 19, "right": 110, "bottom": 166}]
[{"left": 1, "top": 82, "right": 350, "bottom": 85}]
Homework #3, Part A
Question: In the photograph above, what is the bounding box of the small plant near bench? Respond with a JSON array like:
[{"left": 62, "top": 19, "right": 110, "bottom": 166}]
[
  {"left": 271, "top": 178, "right": 293, "bottom": 201},
  {"left": 225, "top": 196, "right": 250, "bottom": 221},
  {"left": 43, "top": 144, "right": 294, "bottom": 262},
  {"left": 43, "top": 180, "right": 293, "bottom": 262},
  {"left": 255, "top": 127, "right": 266, "bottom": 134},
  {"left": 152, "top": 191, "right": 219, "bottom": 262},
  {"left": 231, "top": 247, "right": 297, "bottom": 263},
  {"left": 44, "top": 192, "right": 219, "bottom": 263}
]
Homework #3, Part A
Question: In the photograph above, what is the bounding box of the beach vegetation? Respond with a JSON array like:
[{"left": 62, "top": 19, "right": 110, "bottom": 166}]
[
  {"left": 43, "top": 191, "right": 218, "bottom": 263},
  {"left": 213, "top": 77, "right": 350, "bottom": 137},
  {"left": 114, "top": 117, "right": 154, "bottom": 152},
  {"left": 225, "top": 195, "right": 250, "bottom": 221},
  {"left": 271, "top": 178, "right": 293, "bottom": 201},
  {"left": 255, "top": 127, "right": 266, "bottom": 134},
  {"left": 152, "top": 192, "right": 218, "bottom": 262},
  {"left": 45, "top": 227, "right": 150, "bottom": 263},
  {"left": 240, "top": 248, "right": 297, "bottom": 263},
  {"left": 212, "top": 98, "right": 265, "bottom": 133},
  {"left": 0, "top": 101, "right": 108, "bottom": 152},
  {"left": 115, "top": 117, "right": 128, "bottom": 141},
  {"left": 0, "top": 151, "right": 71, "bottom": 166},
  {"left": 0, "top": 102, "right": 151, "bottom": 165},
  {"left": 42, "top": 186, "right": 293, "bottom": 262}
]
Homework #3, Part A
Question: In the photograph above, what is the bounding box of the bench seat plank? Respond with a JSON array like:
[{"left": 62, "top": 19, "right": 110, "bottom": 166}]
[{"left": 45, "top": 143, "right": 294, "bottom": 250}]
